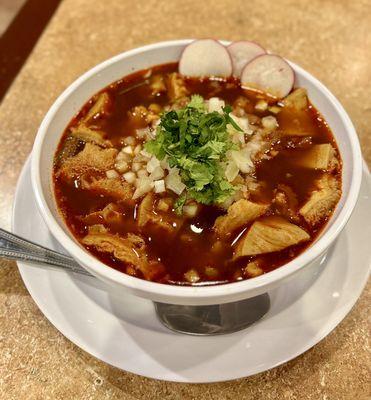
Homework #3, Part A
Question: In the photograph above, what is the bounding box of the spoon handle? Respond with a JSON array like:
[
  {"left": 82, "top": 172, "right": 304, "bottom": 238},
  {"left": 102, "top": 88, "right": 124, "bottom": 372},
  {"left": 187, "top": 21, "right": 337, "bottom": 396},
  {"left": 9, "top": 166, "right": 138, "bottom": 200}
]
[{"left": 0, "top": 228, "right": 93, "bottom": 276}]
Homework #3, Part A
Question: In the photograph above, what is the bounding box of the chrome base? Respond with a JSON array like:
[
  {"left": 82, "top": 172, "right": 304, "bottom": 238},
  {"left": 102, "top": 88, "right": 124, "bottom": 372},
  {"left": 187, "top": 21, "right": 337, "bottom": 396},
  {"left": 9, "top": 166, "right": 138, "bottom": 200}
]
[{"left": 154, "top": 293, "right": 270, "bottom": 335}]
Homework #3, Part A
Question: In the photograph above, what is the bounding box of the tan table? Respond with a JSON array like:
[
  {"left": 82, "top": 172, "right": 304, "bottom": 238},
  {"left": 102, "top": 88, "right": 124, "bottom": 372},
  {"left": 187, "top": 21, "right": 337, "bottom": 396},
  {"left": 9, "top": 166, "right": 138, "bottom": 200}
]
[{"left": 0, "top": 0, "right": 369, "bottom": 398}]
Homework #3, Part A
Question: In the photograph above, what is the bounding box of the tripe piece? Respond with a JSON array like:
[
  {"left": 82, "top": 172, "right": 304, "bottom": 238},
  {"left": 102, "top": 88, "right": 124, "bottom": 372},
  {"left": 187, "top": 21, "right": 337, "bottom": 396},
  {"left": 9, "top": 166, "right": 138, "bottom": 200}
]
[
  {"left": 234, "top": 216, "right": 310, "bottom": 258},
  {"left": 214, "top": 199, "right": 269, "bottom": 238},
  {"left": 299, "top": 174, "right": 341, "bottom": 225}
]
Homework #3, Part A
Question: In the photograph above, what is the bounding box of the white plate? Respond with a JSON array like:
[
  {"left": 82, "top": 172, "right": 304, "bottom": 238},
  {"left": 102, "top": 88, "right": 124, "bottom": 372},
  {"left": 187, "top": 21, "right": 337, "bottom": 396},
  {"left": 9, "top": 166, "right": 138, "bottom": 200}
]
[{"left": 12, "top": 158, "right": 370, "bottom": 383}]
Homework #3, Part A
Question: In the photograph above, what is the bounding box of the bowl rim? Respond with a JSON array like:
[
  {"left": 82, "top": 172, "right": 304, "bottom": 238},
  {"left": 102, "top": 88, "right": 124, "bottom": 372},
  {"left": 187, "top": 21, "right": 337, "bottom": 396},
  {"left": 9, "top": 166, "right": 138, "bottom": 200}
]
[{"left": 31, "top": 39, "right": 363, "bottom": 301}]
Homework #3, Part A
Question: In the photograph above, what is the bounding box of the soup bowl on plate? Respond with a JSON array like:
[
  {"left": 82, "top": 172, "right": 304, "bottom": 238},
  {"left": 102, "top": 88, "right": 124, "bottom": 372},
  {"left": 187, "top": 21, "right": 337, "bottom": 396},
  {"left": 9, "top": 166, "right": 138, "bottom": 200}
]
[{"left": 31, "top": 39, "right": 362, "bottom": 306}]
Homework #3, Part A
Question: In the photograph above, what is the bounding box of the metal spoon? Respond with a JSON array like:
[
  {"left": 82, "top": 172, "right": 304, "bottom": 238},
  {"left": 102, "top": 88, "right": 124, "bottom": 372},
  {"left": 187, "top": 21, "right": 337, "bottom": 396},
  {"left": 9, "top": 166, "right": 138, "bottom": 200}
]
[
  {"left": 0, "top": 227, "right": 92, "bottom": 276},
  {"left": 0, "top": 227, "right": 270, "bottom": 335}
]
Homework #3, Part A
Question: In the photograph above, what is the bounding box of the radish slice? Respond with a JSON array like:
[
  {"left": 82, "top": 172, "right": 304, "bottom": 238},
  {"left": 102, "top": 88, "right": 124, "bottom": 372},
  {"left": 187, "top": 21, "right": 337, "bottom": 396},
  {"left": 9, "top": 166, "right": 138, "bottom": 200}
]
[
  {"left": 179, "top": 39, "right": 232, "bottom": 77},
  {"left": 228, "top": 41, "right": 266, "bottom": 77},
  {"left": 241, "top": 54, "right": 294, "bottom": 98}
]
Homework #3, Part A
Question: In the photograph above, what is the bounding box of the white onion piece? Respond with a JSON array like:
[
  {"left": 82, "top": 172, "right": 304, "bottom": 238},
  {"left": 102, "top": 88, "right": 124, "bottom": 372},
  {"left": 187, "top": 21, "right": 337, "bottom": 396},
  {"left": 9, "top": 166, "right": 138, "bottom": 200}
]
[
  {"left": 261, "top": 115, "right": 278, "bottom": 130},
  {"left": 255, "top": 100, "right": 268, "bottom": 111},
  {"left": 208, "top": 97, "right": 225, "bottom": 113},
  {"left": 149, "top": 166, "right": 164, "bottom": 180},
  {"left": 123, "top": 171, "right": 136, "bottom": 184},
  {"left": 160, "top": 158, "right": 170, "bottom": 170},
  {"left": 106, "top": 169, "right": 119, "bottom": 179},
  {"left": 244, "top": 139, "right": 263, "bottom": 159},
  {"left": 241, "top": 54, "right": 294, "bottom": 98},
  {"left": 184, "top": 269, "right": 200, "bottom": 283},
  {"left": 140, "top": 149, "right": 152, "bottom": 158},
  {"left": 227, "top": 41, "right": 266, "bottom": 77},
  {"left": 133, "top": 144, "right": 142, "bottom": 155},
  {"left": 179, "top": 39, "right": 232, "bottom": 77},
  {"left": 225, "top": 161, "right": 239, "bottom": 182},
  {"left": 132, "top": 162, "right": 142, "bottom": 172},
  {"left": 183, "top": 204, "right": 199, "bottom": 218},
  {"left": 165, "top": 169, "right": 186, "bottom": 195},
  {"left": 123, "top": 136, "right": 136, "bottom": 145},
  {"left": 115, "top": 160, "right": 128, "bottom": 173},
  {"left": 136, "top": 127, "right": 151, "bottom": 139},
  {"left": 137, "top": 169, "right": 148, "bottom": 178},
  {"left": 132, "top": 177, "right": 153, "bottom": 199},
  {"left": 230, "top": 114, "right": 251, "bottom": 134},
  {"left": 154, "top": 180, "right": 166, "bottom": 193},
  {"left": 116, "top": 151, "right": 131, "bottom": 162},
  {"left": 133, "top": 154, "right": 149, "bottom": 163},
  {"left": 123, "top": 145, "right": 133, "bottom": 155},
  {"left": 229, "top": 149, "right": 254, "bottom": 173},
  {"left": 146, "top": 156, "right": 161, "bottom": 173}
]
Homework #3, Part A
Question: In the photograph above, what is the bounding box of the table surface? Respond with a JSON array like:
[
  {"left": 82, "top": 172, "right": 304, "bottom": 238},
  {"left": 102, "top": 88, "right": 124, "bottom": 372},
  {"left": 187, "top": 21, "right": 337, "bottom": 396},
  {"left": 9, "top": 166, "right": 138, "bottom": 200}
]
[{"left": 0, "top": 0, "right": 370, "bottom": 398}]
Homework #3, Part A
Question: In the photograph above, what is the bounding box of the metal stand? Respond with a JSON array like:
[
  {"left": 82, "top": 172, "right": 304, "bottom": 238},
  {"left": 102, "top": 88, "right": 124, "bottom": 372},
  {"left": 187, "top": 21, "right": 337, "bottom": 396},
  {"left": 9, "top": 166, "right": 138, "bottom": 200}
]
[{"left": 154, "top": 293, "right": 270, "bottom": 335}]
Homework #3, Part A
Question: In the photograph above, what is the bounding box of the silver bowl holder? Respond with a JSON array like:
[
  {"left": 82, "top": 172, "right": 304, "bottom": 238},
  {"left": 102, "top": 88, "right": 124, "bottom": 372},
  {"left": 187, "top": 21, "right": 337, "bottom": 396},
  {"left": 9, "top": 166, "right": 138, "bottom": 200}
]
[{"left": 154, "top": 293, "right": 270, "bottom": 335}]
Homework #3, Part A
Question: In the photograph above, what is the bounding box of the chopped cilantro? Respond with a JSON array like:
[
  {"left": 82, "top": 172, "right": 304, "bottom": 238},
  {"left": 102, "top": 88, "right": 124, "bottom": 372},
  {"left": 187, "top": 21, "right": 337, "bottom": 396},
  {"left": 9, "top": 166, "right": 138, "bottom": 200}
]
[
  {"left": 145, "top": 95, "right": 241, "bottom": 205},
  {"left": 174, "top": 195, "right": 187, "bottom": 215}
]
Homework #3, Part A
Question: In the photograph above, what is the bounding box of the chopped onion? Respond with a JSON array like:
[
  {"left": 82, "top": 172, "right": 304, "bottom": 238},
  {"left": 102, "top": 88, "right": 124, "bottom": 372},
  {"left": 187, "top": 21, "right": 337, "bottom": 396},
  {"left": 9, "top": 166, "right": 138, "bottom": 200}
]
[
  {"left": 123, "top": 171, "right": 136, "bottom": 184},
  {"left": 269, "top": 105, "right": 282, "bottom": 114},
  {"left": 262, "top": 115, "right": 278, "bottom": 130},
  {"left": 133, "top": 144, "right": 142, "bottom": 155},
  {"left": 137, "top": 169, "right": 148, "bottom": 178},
  {"left": 123, "top": 145, "right": 133, "bottom": 155},
  {"left": 132, "top": 176, "right": 153, "bottom": 199},
  {"left": 154, "top": 179, "right": 166, "bottom": 193},
  {"left": 149, "top": 166, "right": 164, "bottom": 180},
  {"left": 165, "top": 168, "right": 186, "bottom": 195},
  {"left": 136, "top": 127, "right": 150, "bottom": 139},
  {"left": 230, "top": 114, "right": 251, "bottom": 134},
  {"left": 227, "top": 125, "right": 245, "bottom": 144},
  {"left": 116, "top": 151, "right": 131, "bottom": 162},
  {"left": 255, "top": 100, "right": 268, "bottom": 111},
  {"left": 225, "top": 161, "right": 239, "bottom": 182},
  {"left": 115, "top": 160, "right": 129, "bottom": 173},
  {"left": 140, "top": 149, "right": 152, "bottom": 158},
  {"left": 245, "top": 138, "right": 263, "bottom": 158},
  {"left": 157, "top": 198, "right": 170, "bottom": 212},
  {"left": 123, "top": 136, "right": 136, "bottom": 146},
  {"left": 106, "top": 169, "right": 119, "bottom": 179},
  {"left": 133, "top": 153, "right": 149, "bottom": 163},
  {"left": 132, "top": 162, "right": 142, "bottom": 172},
  {"left": 184, "top": 269, "right": 200, "bottom": 283},
  {"left": 207, "top": 97, "right": 225, "bottom": 113},
  {"left": 183, "top": 204, "right": 199, "bottom": 218},
  {"left": 229, "top": 149, "right": 254, "bottom": 173},
  {"left": 146, "top": 156, "right": 161, "bottom": 173},
  {"left": 160, "top": 157, "right": 170, "bottom": 170}
]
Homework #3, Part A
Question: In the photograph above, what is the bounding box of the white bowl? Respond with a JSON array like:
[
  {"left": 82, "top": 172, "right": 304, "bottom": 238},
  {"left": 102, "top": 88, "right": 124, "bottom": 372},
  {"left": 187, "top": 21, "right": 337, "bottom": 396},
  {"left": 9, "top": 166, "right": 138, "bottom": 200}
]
[{"left": 31, "top": 40, "right": 363, "bottom": 305}]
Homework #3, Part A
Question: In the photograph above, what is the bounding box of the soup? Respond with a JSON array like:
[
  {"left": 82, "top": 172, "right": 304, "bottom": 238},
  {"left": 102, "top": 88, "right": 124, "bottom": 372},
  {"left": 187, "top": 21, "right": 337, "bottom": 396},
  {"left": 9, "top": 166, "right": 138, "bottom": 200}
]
[{"left": 53, "top": 63, "right": 341, "bottom": 285}]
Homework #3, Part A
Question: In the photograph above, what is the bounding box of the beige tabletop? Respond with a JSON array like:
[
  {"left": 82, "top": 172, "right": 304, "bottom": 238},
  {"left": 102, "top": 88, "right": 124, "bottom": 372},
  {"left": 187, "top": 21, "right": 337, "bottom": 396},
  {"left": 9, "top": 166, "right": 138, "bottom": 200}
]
[{"left": 0, "top": 0, "right": 370, "bottom": 398}]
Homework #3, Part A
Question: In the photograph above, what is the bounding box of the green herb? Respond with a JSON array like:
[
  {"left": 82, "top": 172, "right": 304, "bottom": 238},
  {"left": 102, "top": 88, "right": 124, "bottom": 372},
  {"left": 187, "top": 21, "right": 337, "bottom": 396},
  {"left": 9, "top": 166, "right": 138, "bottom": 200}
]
[
  {"left": 145, "top": 95, "right": 241, "bottom": 205},
  {"left": 174, "top": 195, "right": 187, "bottom": 215},
  {"left": 224, "top": 105, "right": 244, "bottom": 132}
]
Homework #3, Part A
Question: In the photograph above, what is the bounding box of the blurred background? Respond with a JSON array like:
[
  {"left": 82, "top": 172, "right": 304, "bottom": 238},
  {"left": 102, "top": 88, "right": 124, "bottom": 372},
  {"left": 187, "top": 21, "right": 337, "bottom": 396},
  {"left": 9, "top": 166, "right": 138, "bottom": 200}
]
[{"left": 0, "top": 0, "right": 60, "bottom": 100}]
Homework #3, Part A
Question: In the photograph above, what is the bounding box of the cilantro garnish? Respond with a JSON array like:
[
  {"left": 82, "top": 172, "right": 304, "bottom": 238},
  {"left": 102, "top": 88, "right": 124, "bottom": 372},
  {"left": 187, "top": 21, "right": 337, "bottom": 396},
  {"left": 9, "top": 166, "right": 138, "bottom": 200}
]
[
  {"left": 145, "top": 95, "right": 241, "bottom": 206},
  {"left": 174, "top": 195, "right": 187, "bottom": 215}
]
